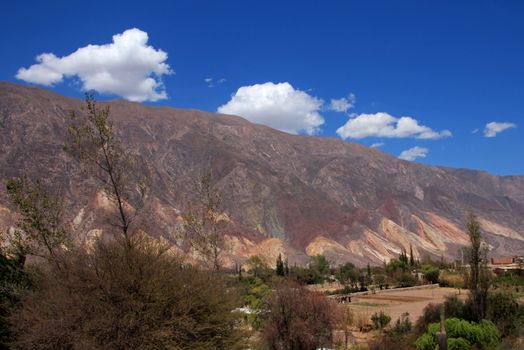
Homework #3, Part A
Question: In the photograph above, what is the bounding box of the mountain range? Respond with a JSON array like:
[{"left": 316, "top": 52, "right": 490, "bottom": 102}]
[{"left": 1, "top": 81, "right": 523, "bottom": 266}]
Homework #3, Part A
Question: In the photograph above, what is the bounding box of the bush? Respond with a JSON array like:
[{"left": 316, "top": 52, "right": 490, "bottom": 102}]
[
  {"left": 8, "top": 236, "right": 247, "bottom": 349},
  {"left": 487, "top": 290, "right": 524, "bottom": 337},
  {"left": 447, "top": 337, "right": 470, "bottom": 350},
  {"left": 421, "top": 265, "right": 440, "bottom": 284},
  {"left": 0, "top": 253, "right": 31, "bottom": 347},
  {"left": 438, "top": 271, "right": 465, "bottom": 288},
  {"left": 416, "top": 317, "right": 500, "bottom": 350},
  {"left": 396, "top": 272, "right": 416, "bottom": 287},
  {"left": 389, "top": 312, "right": 412, "bottom": 337},
  {"left": 242, "top": 277, "right": 271, "bottom": 329},
  {"left": 371, "top": 311, "right": 391, "bottom": 330},
  {"left": 415, "top": 295, "right": 473, "bottom": 334}
]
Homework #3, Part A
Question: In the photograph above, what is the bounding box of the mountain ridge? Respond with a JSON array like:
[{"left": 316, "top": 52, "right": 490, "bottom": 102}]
[{"left": 1, "top": 81, "right": 523, "bottom": 266}]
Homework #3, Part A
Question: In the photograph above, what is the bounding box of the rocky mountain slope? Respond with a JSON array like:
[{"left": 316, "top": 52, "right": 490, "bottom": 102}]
[{"left": 1, "top": 81, "right": 523, "bottom": 266}]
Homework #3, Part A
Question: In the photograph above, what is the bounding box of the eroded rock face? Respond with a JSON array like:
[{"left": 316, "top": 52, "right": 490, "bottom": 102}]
[{"left": 1, "top": 82, "right": 524, "bottom": 266}]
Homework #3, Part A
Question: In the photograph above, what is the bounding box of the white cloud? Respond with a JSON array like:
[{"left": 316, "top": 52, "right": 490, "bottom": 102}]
[
  {"left": 483, "top": 121, "right": 517, "bottom": 137},
  {"left": 370, "top": 142, "right": 384, "bottom": 148},
  {"left": 336, "top": 112, "right": 452, "bottom": 140},
  {"left": 217, "top": 82, "right": 324, "bottom": 135},
  {"left": 399, "top": 146, "right": 428, "bottom": 161},
  {"left": 329, "top": 93, "right": 356, "bottom": 113},
  {"left": 16, "top": 28, "right": 172, "bottom": 102},
  {"left": 205, "top": 77, "right": 226, "bottom": 88}
]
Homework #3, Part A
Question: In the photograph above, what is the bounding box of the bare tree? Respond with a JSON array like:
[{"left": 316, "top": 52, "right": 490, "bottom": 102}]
[
  {"left": 262, "top": 282, "right": 337, "bottom": 350},
  {"left": 182, "top": 172, "right": 228, "bottom": 272},
  {"left": 66, "top": 94, "right": 147, "bottom": 245}
]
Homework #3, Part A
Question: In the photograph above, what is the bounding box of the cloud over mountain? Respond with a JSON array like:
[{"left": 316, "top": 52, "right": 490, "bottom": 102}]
[
  {"left": 336, "top": 112, "right": 452, "bottom": 140},
  {"left": 16, "top": 28, "right": 172, "bottom": 102},
  {"left": 218, "top": 82, "right": 324, "bottom": 135},
  {"left": 399, "top": 146, "right": 428, "bottom": 161}
]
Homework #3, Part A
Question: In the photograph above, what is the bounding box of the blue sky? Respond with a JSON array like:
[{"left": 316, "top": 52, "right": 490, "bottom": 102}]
[{"left": 1, "top": 0, "right": 523, "bottom": 175}]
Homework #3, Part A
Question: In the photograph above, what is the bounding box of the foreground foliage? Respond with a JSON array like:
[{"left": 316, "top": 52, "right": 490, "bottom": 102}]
[{"left": 8, "top": 236, "right": 246, "bottom": 350}]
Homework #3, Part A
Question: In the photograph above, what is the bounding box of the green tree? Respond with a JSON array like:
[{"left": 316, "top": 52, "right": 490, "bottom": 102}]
[
  {"left": 336, "top": 262, "right": 358, "bottom": 289},
  {"left": 421, "top": 264, "right": 440, "bottom": 284},
  {"left": 246, "top": 255, "right": 272, "bottom": 281},
  {"left": 464, "top": 214, "right": 490, "bottom": 321},
  {"left": 310, "top": 254, "right": 330, "bottom": 274},
  {"left": 409, "top": 243, "right": 415, "bottom": 267},
  {"left": 276, "top": 253, "right": 285, "bottom": 276}
]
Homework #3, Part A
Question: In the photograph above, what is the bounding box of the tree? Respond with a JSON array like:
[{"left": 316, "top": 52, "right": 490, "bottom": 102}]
[
  {"left": 66, "top": 93, "right": 147, "bottom": 245},
  {"left": 399, "top": 249, "right": 409, "bottom": 267},
  {"left": 182, "top": 172, "right": 229, "bottom": 272},
  {"left": 336, "top": 262, "right": 358, "bottom": 289},
  {"left": 464, "top": 214, "right": 490, "bottom": 321},
  {"left": 262, "top": 282, "right": 337, "bottom": 350},
  {"left": 5, "top": 178, "right": 69, "bottom": 270},
  {"left": 246, "top": 255, "right": 272, "bottom": 281},
  {"left": 409, "top": 244, "right": 415, "bottom": 267},
  {"left": 422, "top": 265, "right": 440, "bottom": 284},
  {"left": 276, "top": 253, "right": 285, "bottom": 276},
  {"left": 310, "top": 255, "right": 330, "bottom": 274}
]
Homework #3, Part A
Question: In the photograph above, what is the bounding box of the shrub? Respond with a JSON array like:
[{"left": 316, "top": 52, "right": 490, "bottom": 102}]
[
  {"left": 416, "top": 317, "right": 500, "bottom": 350},
  {"left": 487, "top": 290, "right": 524, "bottom": 337},
  {"left": 421, "top": 265, "right": 440, "bottom": 284},
  {"left": 389, "top": 312, "right": 412, "bottom": 337},
  {"left": 396, "top": 272, "right": 416, "bottom": 287},
  {"left": 8, "top": 236, "right": 247, "bottom": 349},
  {"left": 371, "top": 311, "right": 391, "bottom": 330},
  {"left": 438, "top": 271, "right": 465, "bottom": 288},
  {"left": 447, "top": 337, "right": 470, "bottom": 350},
  {"left": 415, "top": 295, "right": 473, "bottom": 334}
]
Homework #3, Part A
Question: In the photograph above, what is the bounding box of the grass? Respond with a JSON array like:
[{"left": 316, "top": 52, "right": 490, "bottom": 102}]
[{"left": 350, "top": 301, "right": 388, "bottom": 308}]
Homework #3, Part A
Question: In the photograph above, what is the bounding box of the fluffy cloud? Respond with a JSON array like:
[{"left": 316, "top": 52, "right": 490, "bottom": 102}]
[
  {"left": 483, "top": 121, "right": 517, "bottom": 137},
  {"left": 217, "top": 82, "right": 324, "bottom": 135},
  {"left": 336, "top": 112, "right": 452, "bottom": 140},
  {"left": 370, "top": 142, "right": 384, "bottom": 148},
  {"left": 399, "top": 146, "right": 428, "bottom": 161},
  {"left": 16, "top": 28, "right": 172, "bottom": 102},
  {"left": 328, "top": 93, "right": 355, "bottom": 113}
]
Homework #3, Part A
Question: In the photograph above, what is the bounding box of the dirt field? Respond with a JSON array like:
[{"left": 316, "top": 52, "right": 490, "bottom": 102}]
[
  {"left": 338, "top": 286, "right": 465, "bottom": 346},
  {"left": 345, "top": 286, "right": 464, "bottom": 323}
]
